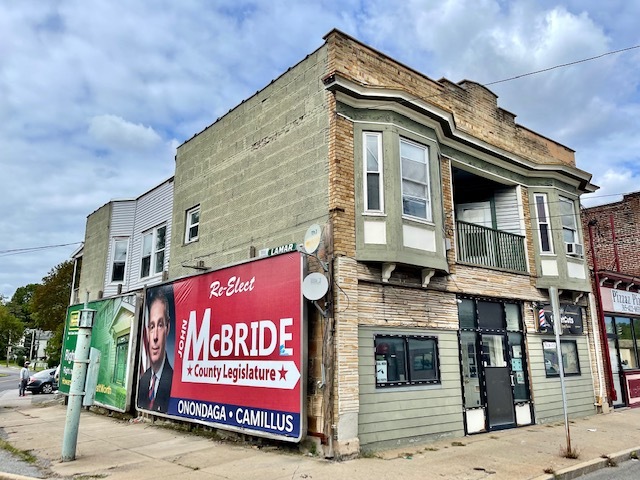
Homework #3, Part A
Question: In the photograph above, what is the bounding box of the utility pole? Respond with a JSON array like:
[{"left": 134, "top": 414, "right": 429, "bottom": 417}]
[
  {"left": 61, "top": 294, "right": 96, "bottom": 462},
  {"left": 549, "top": 286, "right": 572, "bottom": 454}
]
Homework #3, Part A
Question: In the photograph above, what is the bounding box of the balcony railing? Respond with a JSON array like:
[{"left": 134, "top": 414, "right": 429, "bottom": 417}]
[{"left": 456, "top": 221, "right": 527, "bottom": 273}]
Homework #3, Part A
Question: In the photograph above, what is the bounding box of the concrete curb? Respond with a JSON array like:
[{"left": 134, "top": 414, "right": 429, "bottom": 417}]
[
  {"left": 531, "top": 446, "right": 640, "bottom": 480},
  {"left": 0, "top": 474, "right": 42, "bottom": 480}
]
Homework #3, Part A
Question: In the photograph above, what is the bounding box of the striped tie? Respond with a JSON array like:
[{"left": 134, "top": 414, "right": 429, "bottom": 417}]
[{"left": 148, "top": 374, "right": 156, "bottom": 408}]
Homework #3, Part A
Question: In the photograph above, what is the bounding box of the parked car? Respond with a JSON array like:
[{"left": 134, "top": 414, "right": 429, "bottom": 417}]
[{"left": 26, "top": 367, "right": 59, "bottom": 394}]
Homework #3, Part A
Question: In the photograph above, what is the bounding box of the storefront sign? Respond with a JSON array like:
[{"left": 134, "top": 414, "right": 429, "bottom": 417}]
[
  {"left": 538, "top": 304, "right": 583, "bottom": 334},
  {"left": 136, "top": 252, "right": 304, "bottom": 442},
  {"left": 602, "top": 288, "right": 640, "bottom": 315},
  {"left": 59, "top": 294, "right": 138, "bottom": 412}
]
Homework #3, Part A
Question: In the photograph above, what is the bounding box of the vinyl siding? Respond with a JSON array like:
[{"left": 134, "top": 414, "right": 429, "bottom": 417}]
[
  {"left": 358, "top": 326, "right": 464, "bottom": 450},
  {"left": 529, "top": 335, "right": 596, "bottom": 422},
  {"left": 494, "top": 188, "right": 522, "bottom": 235},
  {"left": 128, "top": 179, "right": 174, "bottom": 291},
  {"left": 103, "top": 200, "right": 136, "bottom": 297}
]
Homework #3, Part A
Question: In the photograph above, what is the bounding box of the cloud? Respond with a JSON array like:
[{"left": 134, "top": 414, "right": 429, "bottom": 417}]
[
  {"left": 89, "top": 114, "right": 162, "bottom": 151},
  {"left": 1, "top": 0, "right": 640, "bottom": 299}
]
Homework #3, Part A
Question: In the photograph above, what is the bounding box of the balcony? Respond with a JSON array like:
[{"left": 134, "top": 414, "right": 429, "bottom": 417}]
[{"left": 456, "top": 220, "right": 527, "bottom": 273}]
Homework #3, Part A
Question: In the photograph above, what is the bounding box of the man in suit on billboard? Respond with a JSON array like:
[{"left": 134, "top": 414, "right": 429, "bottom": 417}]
[{"left": 138, "top": 289, "right": 173, "bottom": 413}]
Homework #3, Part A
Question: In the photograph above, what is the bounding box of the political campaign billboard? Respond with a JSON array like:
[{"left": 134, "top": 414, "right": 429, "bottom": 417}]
[
  {"left": 136, "top": 252, "right": 304, "bottom": 441},
  {"left": 59, "top": 294, "right": 138, "bottom": 412}
]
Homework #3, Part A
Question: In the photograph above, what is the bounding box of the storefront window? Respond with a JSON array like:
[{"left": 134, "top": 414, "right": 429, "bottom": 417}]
[
  {"left": 542, "top": 340, "right": 580, "bottom": 377},
  {"left": 505, "top": 303, "right": 521, "bottom": 331},
  {"left": 616, "top": 317, "right": 637, "bottom": 369},
  {"left": 374, "top": 334, "right": 440, "bottom": 387}
]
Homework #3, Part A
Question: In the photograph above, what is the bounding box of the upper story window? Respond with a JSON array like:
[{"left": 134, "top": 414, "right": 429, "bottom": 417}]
[
  {"left": 400, "top": 138, "right": 431, "bottom": 221},
  {"left": 534, "top": 193, "right": 553, "bottom": 253},
  {"left": 141, "top": 224, "right": 166, "bottom": 278},
  {"left": 559, "top": 196, "right": 578, "bottom": 243},
  {"left": 111, "top": 238, "right": 128, "bottom": 283},
  {"left": 363, "top": 132, "right": 383, "bottom": 212},
  {"left": 185, "top": 206, "right": 200, "bottom": 244}
]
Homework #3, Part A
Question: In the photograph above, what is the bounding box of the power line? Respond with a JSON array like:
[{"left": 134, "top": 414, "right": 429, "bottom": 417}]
[
  {"left": 0, "top": 242, "right": 82, "bottom": 258},
  {"left": 484, "top": 44, "right": 640, "bottom": 86}
]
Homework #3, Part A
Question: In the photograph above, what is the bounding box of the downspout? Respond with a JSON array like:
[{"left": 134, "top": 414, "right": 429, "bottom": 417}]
[{"left": 588, "top": 220, "right": 616, "bottom": 403}]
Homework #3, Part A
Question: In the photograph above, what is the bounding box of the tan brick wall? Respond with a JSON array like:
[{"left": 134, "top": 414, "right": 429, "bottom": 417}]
[
  {"left": 325, "top": 30, "right": 575, "bottom": 169},
  {"left": 79, "top": 203, "right": 111, "bottom": 301},
  {"left": 333, "top": 255, "right": 360, "bottom": 440},
  {"left": 328, "top": 95, "right": 356, "bottom": 258}
]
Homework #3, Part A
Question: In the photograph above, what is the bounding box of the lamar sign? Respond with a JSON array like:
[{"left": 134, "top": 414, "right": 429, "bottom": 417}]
[{"left": 136, "top": 252, "right": 304, "bottom": 442}]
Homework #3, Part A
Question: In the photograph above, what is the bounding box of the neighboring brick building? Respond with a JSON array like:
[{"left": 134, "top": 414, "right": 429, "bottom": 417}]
[
  {"left": 582, "top": 192, "right": 640, "bottom": 408},
  {"left": 168, "top": 29, "right": 601, "bottom": 455}
]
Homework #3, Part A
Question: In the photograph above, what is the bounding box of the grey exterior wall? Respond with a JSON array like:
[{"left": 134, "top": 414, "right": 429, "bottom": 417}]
[
  {"left": 169, "top": 46, "right": 331, "bottom": 278},
  {"left": 358, "top": 326, "right": 464, "bottom": 450},
  {"left": 79, "top": 203, "right": 112, "bottom": 302},
  {"left": 529, "top": 334, "right": 597, "bottom": 422}
]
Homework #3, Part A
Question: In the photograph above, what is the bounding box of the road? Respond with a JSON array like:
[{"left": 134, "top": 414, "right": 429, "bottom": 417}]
[
  {"left": 0, "top": 365, "right": 20, "bottom": 393},
  {"left": 580, "top": 459, "right": 640, "bottom": 480}
]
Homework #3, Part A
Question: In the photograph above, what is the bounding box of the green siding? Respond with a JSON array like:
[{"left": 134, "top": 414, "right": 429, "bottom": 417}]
[
  {"left": 529, "top": 335, "right": 596, "bottom": 422},
  {"left": 358, "top": 326, "right": 464, "bottom": 449}
]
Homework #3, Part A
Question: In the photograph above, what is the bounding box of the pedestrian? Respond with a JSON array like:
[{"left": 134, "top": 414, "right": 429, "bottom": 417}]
[{"left": 19, "top": 361, "right": 31, "bottom": 396}]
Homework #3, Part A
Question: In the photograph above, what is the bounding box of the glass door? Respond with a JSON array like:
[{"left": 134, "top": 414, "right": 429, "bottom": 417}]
[{"left": 481, "top": 333, "right": 515, "bottom": 428}]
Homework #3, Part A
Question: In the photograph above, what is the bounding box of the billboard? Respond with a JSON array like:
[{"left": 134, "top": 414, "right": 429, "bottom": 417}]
[
  {"left": 59, "top": 294, "right": 138, "bottom": 412},
  {"left": 136, "top": 252, "right": 304, "bottom": 441}
]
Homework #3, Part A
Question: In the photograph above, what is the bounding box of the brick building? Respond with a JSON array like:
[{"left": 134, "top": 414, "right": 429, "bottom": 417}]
[
  {"left": 166, "top": 29, "right": 602, "bottom": 455},
  {"left": 582, "top": 192, "right": 640, "bottom": 408}
]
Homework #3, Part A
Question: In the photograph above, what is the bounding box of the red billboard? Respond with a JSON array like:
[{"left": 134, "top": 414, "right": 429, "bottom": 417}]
[{"left": 136, "top": 252, "right": 304, "bottom": 441}]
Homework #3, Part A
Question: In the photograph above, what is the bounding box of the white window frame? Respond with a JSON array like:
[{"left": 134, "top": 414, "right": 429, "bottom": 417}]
[
  {"left": 110, "top": 237, "right": 129, "bottom": 283},
  {"left": 534, "top": 193, "right": 553, "bottom": 254},
  {"left": 140, "top": 224, "right": 167, "bottom": 279},
  {"left": 559, "top": 196, "right": 578, "bottom": 245},
  {"left": 363, "top": 132, "right": 384, "bottom": 213},
  {"left": 185, "top": 205, "right": 200, "bottom": 244},
  {"left": 400, "top": 138, "right": 431, "bottom": 221}
]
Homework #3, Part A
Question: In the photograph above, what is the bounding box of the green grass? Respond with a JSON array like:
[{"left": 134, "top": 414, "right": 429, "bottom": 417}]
[{"left": 0, "top": 439, "right": 38, "bottom": 464}]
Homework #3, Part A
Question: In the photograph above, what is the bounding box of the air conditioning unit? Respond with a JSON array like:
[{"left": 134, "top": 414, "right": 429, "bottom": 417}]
[{"left": 565, "top": 242, "right": 584, "bottom": 256}]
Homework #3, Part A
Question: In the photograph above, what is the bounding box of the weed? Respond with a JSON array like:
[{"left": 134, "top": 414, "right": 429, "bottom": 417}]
[
  {"left": 0, "top": 439, "right": 37, "bottom": 464},
  {"left": 489, "top": 435, "right": 499, "bottom": 440},
  {"left": 543, "top": 467, "right": 555, "bottom": 475},
  {"left": 631, "top": 451, "right": 638, "bottom": 460},
  {"left": 359, "top": 449, "right": 379, "bottom": 459},
  {"left": 451, "top": 441, "right": 466, "bottom": 447},
  {"left": 560, "top": 445, "right": 580, "bottom": 459},
  {"left": 424, "top": 446, "right": 439, "bottom": 451},
  {"left": 75, "top": 475, "right": 108, "bottom": 480},
  {"left": 600, "top": 455, "right": 617, "bottom": 467}
]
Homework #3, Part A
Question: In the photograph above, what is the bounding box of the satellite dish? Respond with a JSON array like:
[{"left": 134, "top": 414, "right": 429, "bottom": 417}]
[
  {"left": 303, "top": 224, "right": 322, "bottom": 254},
  {"left": 302, "top": 272, "right": 329, "bottom": 301}
]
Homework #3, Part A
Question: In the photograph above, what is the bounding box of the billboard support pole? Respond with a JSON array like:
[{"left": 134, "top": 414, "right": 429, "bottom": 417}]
[{"left": 61, "top": 293, "right": 96, "bottom": 462}]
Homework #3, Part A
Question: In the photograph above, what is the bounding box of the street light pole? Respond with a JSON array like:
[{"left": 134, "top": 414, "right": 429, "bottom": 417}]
[{"left": 61, "top": 294, "right": 95, "bottom": 462}]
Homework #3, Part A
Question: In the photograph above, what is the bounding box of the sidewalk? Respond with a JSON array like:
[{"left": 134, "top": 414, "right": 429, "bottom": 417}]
[{"left": 1, "top": 387, "right": 640, "bottom": 480}]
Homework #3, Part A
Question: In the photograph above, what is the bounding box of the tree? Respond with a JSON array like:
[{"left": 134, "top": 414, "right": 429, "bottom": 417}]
[
  {"left": 0, "top": 304, "right": 24, "bottom": 362},
  {"left": 30, "top": 260, "right": 73, "bottom": 365},
  {"left": 31, "top": 261, "right": 73, "bottom": 332},
  {"left": 7, "top": 284, "right": 38, "bottom": 326}
]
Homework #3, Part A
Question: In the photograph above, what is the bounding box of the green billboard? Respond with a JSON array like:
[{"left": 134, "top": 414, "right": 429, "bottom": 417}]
[{"left": 60, "top": 294, "right": 139, "bottom": 412}]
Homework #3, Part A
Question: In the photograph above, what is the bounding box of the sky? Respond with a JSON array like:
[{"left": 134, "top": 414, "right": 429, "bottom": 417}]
[{"left": 1, "top": 0, "right": 639, "bottom": 300}]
